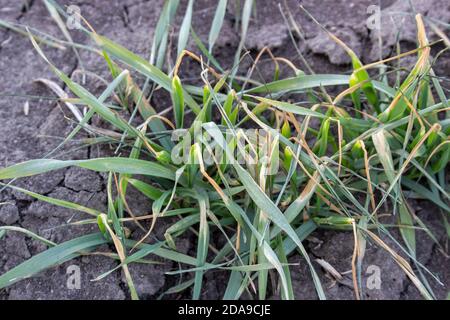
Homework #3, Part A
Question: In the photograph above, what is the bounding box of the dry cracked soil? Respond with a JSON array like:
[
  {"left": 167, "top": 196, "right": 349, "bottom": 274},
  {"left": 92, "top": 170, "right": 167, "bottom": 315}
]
[{"left": 0, "top": 0, "right": 449, "bottom": 300}]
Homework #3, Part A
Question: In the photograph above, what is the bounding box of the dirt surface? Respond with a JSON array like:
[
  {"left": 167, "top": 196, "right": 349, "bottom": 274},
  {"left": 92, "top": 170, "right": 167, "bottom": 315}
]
[{"left": 0, "top": 0, "right": 449, "bottom": 300}]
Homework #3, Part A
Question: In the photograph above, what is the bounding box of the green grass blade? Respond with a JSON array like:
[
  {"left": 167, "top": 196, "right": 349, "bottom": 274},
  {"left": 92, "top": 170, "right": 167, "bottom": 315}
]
[
  {"left": 91, "top": 34, "right": 201, "bottom": 114},
  {"left": 208, "top": 0, "right": 227, "bottom": 52},
  {"left": 0, "top": 233, "right": 108, "bottom": 289},
  {"left": 204, "top": 122, "right": 326, "bottom": 299},
  {"left": 172, "top": 75, "right": 185, "bottom": 128},
  {"left": 177, "top": 0, "right": 194, "bottom": 57},
  {"left": 0, "top": 183, "right": 102, "bottom": 217}
]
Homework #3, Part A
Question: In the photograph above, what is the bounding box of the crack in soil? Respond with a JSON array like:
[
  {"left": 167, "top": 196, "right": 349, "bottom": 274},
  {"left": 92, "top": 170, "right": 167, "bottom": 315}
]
[
  {"left": 18, "top": 0, "right": 35, "bottom": 20},
  {"left": 121, "top": 4, "right": 132, "bottom": 31}
]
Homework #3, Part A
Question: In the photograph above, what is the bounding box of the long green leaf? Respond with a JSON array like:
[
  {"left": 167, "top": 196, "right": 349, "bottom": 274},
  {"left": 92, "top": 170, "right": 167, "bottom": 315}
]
[
  {"left": 0, "top": 158, "right": 176, "bottom": 181},
  {"left": 0, "top": 233, "right": 108, "bottom": 289}
]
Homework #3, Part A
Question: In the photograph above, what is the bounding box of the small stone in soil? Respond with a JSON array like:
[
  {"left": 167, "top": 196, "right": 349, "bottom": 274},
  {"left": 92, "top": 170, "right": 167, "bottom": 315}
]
[{"left": 0, "top": 202, "right": 20, "bottom": 225}]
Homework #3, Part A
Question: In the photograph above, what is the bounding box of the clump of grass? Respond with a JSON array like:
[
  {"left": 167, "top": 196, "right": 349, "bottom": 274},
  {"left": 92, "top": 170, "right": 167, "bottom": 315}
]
[{"left": 0, "top": 1, "right": 448, "bottom": 300}]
